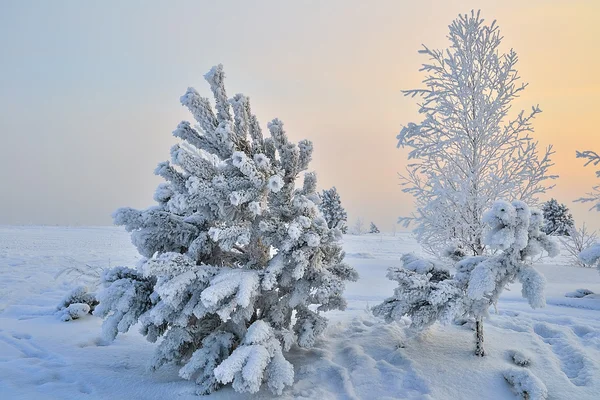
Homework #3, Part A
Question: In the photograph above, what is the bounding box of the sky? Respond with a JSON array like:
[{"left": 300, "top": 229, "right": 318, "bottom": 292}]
[{"left": 1, "top": 0, "right": 599, "bottom": 231}]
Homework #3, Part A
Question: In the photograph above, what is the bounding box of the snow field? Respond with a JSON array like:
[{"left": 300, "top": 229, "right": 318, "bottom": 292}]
[{"left": 1, "top": 226, "right": 600, "bottom": 399}]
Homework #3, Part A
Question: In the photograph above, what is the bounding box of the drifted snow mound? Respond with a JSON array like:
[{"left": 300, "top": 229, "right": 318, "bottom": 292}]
[
  {"left": 56, "top": 286, "right": 97, "bottom": 321},
  {"left": 580, "top": 243, "right": 600, "bottom": 272},
  {"left": 503, "top": 368, "right": 548, "bottom": 400},
  {"left": 565, "top": 288, "right": 595, "bottom": 298},
  {"left": 508, "top": 349, "right": 532, "bottom": 367}
]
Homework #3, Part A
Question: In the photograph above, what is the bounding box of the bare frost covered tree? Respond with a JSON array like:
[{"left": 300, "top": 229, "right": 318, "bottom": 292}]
[
  {"left": 576, "top": 150, "right": 600, "bottom": 212},
  {"left": 375, "top": 201, "right": 558, "bottom": 356},
  {"left": 575, "top": 150, "right": 600, "bottom": 271},
  {"left": 94, "top": 65, "right": 357, "bottom": 395},
  {"left": 561, "top": 224, "right": 597, "bottom": 268},
  {"left": 351, "top": 218, "right": 365, "bottom": 235},
  {"left": 397, "top": 11, "right": 557, "bottom": 256}
]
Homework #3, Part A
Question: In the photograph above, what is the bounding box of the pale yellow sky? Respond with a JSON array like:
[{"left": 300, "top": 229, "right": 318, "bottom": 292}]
[{"left": 0, "top": 1, "right": 599, "bottom": 229}]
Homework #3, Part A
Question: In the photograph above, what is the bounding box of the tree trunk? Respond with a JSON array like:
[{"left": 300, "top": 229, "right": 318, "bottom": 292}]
[{"left": 475, "top": 318, "right": 485, "bottom": 356}]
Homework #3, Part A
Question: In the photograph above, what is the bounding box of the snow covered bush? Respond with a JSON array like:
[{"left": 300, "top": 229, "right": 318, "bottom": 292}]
[
  {"left": 579, "top": 244, "right": 600, "bottom": 273},
  {"left": 94, "top": 65, "right": 357, "bottom": 395},
  {"left": 508, "top": 349, "right": 532, "bottom": 367},
  {"left": 369, "top": 222, "right": 380, "bottom": 234},
  {"left": 319, "top": 187, "right": 348, "bottom": 233},
  {"left": 561, "top": 224, "right": 597, "bottom": 268},
  {"left": 503, "top": 368, "right": 548, "bottom": 400},
  {"left": 540, "top": 199, "right": 574, "bottom": 236},
  {"left": 56, "top": 286, "right": 98, "bottom": 321},
  {"left": 397, "top": 11, "right": 557, "bottom": 257},
  {"left": 372, "top": 254, "right": 459, "bottom": 331},
  {"left": 375, "top": 201, "right": 558, "bottom": 356}
]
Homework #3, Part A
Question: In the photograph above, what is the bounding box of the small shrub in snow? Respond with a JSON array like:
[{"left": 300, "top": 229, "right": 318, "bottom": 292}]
[
  {"left": 369, "top": 222, "right": 380, "bottom": 234},
  {"left": 55, "top": 263, "right": 106, "bottom": 288},
  {"left": 95, "top": 65, "right": 357, "bottom": 395},
  {"left": 503, "top": 368, "right": 548, "bottom": 400},
  {"left": 56, "top": 286, "right": 97, "bottom": 321},
  {"left": 373, "top": 254, "right": 458, "bottom": 331},
  {"left": 375, "top": 201, "right": 558, "bottom": 357},
  {"left": 58, "top": 303, "right": 91, "bottom": 322},
  {"left": 508, "top": 350, "right": 532, "bottom": 367},
  {"left": 560, "top": 224, "right": 597, "bottom": 268},
  {"left": 319, "top": 187, "right": 348, "bottom": 233},
  {"left": 564, "top": 288, "right": 595, "bottom": 298},
  {"left": 579, "top": 243, "right": 600, "bottom": 274}
]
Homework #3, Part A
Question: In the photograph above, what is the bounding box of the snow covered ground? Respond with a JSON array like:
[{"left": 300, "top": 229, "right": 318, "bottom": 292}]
[{"left": 1, "top": 226, "right": 599, "bottom": 399}]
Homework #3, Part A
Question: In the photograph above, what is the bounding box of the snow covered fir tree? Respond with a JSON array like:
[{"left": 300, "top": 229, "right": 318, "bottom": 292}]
[
  {"left": 540, "top": 198, "right": 574, "bottom": 236},
  {"left": 397, "top": 10, "right": 557, "bottom": 257},
  {"left": 94, "top": 65, "right": 358, "bottom": 395},
  {"left": 369, "top": 222, "right": 380, "bottom": 234},
  {"left": 374, "top": 200, "right": 559, "bottom": 356},
  {"left": 319, "top": 186, "right": 348, "bottom": 233}
]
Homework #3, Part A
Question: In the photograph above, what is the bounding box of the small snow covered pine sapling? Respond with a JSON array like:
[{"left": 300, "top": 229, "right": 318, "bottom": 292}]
[
  {"left": 375, "top": 201, "right": 558, "bottom": 358},
  {"left": 95, "top": 65, "right": 357, "bottom": 395},
  {"left": 397, "top": 10, "right": 557, "bottom": 257},
  {"left": 372, "top": 253, "right": 460, "bottom": 331},
  {"left": 460, "top": 201, "right": 558, "bottom": 356},
  {"left": 369, "top": 222, "right": 380, "bottom": 234},
  {"left": 319, "top": 187, "right": 348, "bottom": 233}
]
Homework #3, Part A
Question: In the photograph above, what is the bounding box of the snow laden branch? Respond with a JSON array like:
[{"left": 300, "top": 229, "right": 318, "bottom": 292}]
[
  {"left": 397, "top": 10, "right": 557, "bottom": 257},
  {"left": 575, "top": 150, "right": 600, "bottom": 211},
  {"left": 96, "top": 65, "right": 357, "bottom": 395},
  {"left": 375, "top": 200, "right": 558, "bottom": 357}
]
